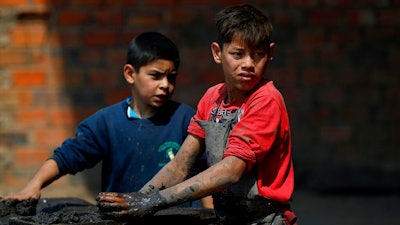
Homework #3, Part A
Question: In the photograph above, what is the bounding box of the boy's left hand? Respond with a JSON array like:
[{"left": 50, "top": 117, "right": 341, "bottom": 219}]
[{"left": 96, "top": 192, "right": 164, "bottom": 218}]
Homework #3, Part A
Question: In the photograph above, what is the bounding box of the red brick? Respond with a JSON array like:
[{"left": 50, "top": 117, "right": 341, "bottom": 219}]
[
  {"left": 215, "top": 0, "right": 245, "bottom": 7},
  {"left": 0, "top": 48, "right": 28, "bottom": 66},
  {"left": 10, "top": 23, "right": 47, "bottom": 47},
  {"left": 339, "top": 68, "right": 360, "bottom": 86},
  {"left": 324, "top": 0, "right": 353, "bottom": 7},
  {"left": 33, "top": 0, "right": 50, "bottom": 4},
  {"left": 70, "top": 0, "right": 102, "bottom": 7},
  {"left": 57, "top": 9, "right": 89, "bottom": 26},
  {"left": 331, "top": 29, "right": 360, "bottom": 45},
  {"left": 35, "top": 127, "right": 73, "bottom": 148},
  {"left": 320, "top": 87, "right": 343, "bottom": 106},
  {"left": 105, "top": 89, "right": 131, "bottom": 105},
  {"left": 287, "top": 0, "right": 318, "bottom": 7},
  {"left": 103, "top": 0, "right": 138, "bottom": 7},
  {"left": 49, "top": 30, "right": 81, "bottom": 47},
  {"left": 18, "top": 90, "right": 34, "bottom": 106},
  {"left": 339, "top": 107, "right": 368, "bottom": 123},
  {"left": 302, "top": 68, "right": 333, "bottom": 86},
  {"left": 46, "top": 0, "right": 67, "bottom": 6},
  {"left": 165, "top": 8, "right": 198, "bottom": 25},
  {"left": 79, "top": 48, "right": 104, "bottom": 65},
  {"left": 104, "top": 48, "right": 126, "bottom": 66},
  {"left": 307, "top": 9, "right": 340, "bottom": 26},
  {"left": 176, "top": 0, "right": 210, "bottom": 4},
  {"left": 320, "top": 125, "right": 352, "bottom": 142},
  {"left": 121, "top": 31, "right": 141, "bottom": 45},
  {"left": 87, "top": 69, "right": 120, "bottom": 88},
  {"left": 267, "top": 68, "right": 297, "bottom": 87},
  {"left": 146, "top": 0, "right": 175, "bottom": 6},
  {"left": 274, "top": 11, "right": 295, "bottom": 25},
  {"left": 297, "top": 30, "right": 325, "bottom": 46},
  {"left": 48, "top": 69, "right": 85, "bottom": 88},
  {"left": 84, "top": 30, "right": 118, "bottom": 46},
  {"left": 127, "top": 14, "right": 161, "bottom": 27},
  {"left": 378, "top": 9, "right": 400, "bottom": 26},
  {"left": 12, "top": 69, "right": 47, "bottom": 86},
  {"left": 198, "top": 68, "right": 224, "bottom": 85},
  {"left": 49, "top": 109, "right": 81, "bottom": 126},
  {"left": 92, "top": 10, "right": 125, "bottom": 26},
  {"left": 176, "top": 69, "right": 194, "bottom": 86},
  {"left": 283, "top": 87, "right": 306, "bottom": 105},
  {"left": 14, "top": 147, "right": 50, "bottom": 167},
  {"left": 344, "top": 10, "right": 361, "bottom": 25},
  {"left": 0, "top": 90, "right": 19, "bottom": 107},
  {"left": 3, "top": 175, "right": 27, "bottom": 187},
  {"left": 15, "top": 108, "right": 48, "bottom": 125},
  {"left": 0, "top": 0, "right": 27, "bottom": 6}
]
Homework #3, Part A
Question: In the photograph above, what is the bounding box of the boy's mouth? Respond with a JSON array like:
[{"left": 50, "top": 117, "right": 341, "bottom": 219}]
[{"left": 154, "top": 94, "right": 169, "bottom": 102}]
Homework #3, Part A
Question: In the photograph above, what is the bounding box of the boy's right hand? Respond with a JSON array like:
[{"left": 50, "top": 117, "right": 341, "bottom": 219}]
[
  {"left": 96, "top": 192, "right": 166, "bottom": 218},
  {"left": 4, "top": 186, "right": 41, "bottom": 201}
]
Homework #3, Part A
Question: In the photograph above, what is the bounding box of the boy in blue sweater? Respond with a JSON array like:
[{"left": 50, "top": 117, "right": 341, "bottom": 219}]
[{"left": 7, "top": 32, "right": 205, "bottom": 206}]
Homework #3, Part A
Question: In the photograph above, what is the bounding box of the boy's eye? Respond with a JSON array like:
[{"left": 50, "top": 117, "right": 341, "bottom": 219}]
[
  {"left": 254, "top": 51, "right": 266, "bottom": 56},
  {"left": 149, "top": 72, "right": 177, "bottom": 82},
  {"left": 231, "top": 52, "right": 243, "bottom": 57},
  {"left": 149, "top": 73, "right": 162, "bottom": 79}
]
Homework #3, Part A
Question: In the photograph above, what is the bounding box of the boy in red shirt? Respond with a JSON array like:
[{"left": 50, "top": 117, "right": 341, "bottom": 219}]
[{"left": 97, "top": 4, "right": 298, "bottom": 225}]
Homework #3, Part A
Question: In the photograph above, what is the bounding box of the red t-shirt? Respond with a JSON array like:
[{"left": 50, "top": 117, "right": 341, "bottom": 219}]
[{"left": 188, "top": 79, "right": 294, "bottom": 202}]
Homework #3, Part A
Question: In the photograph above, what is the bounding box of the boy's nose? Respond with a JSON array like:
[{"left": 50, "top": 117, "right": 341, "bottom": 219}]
[
  {"left": 242, "top": 55, "right": 255, "bottom": 67},
  {"left": 159, "top": 77, "right": 170, "bottom": 89}
]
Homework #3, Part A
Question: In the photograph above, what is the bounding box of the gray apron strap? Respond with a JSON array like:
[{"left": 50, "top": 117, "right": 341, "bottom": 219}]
[{"left": 194, "top": 110, "right": 259, "bottom": 200}]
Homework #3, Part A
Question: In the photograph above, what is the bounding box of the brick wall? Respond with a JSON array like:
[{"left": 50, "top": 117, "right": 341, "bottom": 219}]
[{"left": 0, "top": 0, "right": 399, "bottom": 199}]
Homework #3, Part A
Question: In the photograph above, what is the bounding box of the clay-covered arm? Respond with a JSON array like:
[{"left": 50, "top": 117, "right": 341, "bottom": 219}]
[
  {"left": 139, "top": 134, "right": 205, "bottom": 194},
  {"left": 156, "top": 155, "right": 246, "bottom": 204}
]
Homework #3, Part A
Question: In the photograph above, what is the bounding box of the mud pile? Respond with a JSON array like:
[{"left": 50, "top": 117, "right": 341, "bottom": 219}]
[
  {"left": 0, "top": 198, "right": 37, "bottom": 224},
  {"left": 0, "top": 197, "right": 217, "bottom": 225}
]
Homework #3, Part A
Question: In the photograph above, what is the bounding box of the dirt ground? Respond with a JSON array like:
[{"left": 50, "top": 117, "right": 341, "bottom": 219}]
[
  {"left": 291, "top": 189, "right": 400, "bottom": 225},
  {"left": 1, "top": 183, "right": 399, "bottom": 225}
]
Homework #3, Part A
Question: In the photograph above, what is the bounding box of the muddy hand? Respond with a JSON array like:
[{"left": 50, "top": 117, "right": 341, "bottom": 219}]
[{"left": 96, "top": 192, "right": 166, "bottom": 218}]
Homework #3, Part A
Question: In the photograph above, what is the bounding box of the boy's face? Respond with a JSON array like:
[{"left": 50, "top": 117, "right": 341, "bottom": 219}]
[
  {"left": 211, "top": 38, "right": 274, "bottom": 93},
  {"left": 124, "top": 59, "right": 177, "bottom": 108}
]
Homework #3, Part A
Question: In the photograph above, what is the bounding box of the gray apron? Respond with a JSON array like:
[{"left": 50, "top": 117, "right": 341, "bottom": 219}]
[{"left": 195, "top": 106, "right": 283, "bottom": 224}]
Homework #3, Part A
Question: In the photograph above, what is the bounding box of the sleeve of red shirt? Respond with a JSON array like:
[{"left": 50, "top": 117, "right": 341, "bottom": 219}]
[{"left": 223, "top": 93, "right": 282, "bottom": 174}]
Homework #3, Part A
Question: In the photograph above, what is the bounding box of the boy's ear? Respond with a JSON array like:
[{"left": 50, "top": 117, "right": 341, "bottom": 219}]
[
  {"left": 268, "top": 42, "right": 275, "bottom": 62},
  {"left": 211, "top": 42, "right": 222, "bottom": 64},
  {"left": 123, "top": 64, "right": 136, "bottom": 84}
]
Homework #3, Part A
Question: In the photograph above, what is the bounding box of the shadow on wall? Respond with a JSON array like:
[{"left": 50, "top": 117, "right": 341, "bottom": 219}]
[{"left": 45, "top": 1, "right": 217, "bottom": 198}]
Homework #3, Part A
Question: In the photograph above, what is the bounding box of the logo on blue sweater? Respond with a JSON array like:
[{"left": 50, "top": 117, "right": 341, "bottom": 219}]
[{"left": 158, "top": 141, "right": 180, "bottom": 167}]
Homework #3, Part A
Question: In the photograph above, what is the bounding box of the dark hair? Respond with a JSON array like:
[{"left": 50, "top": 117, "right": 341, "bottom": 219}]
[
  {"left": 215, "top": 4, "right": 273, "bottom": 50},
  {"left": 126, "top": 32, "right": 180, "bottom": 71}
]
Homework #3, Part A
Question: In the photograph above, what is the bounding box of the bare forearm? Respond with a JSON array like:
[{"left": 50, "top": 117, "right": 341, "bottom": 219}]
[{"left": 31, "top": 159, "right": 61, "bottom": 188}]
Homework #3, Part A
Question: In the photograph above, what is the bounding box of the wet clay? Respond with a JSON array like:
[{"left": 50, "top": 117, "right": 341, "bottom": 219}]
[
  {"left": 0, "top": 198, "right": 38, "bottom": 224},
  {"left": 1, "top": 197, "right": 217, "bottom": 225}
]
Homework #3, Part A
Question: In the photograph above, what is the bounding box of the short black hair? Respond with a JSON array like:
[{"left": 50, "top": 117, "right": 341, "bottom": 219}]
[
  {"left": 215, "top": 4, "right": 273, "bottom": 50},
  {"left": 126, "top": 32, "right": 180, "bottom": 71}
]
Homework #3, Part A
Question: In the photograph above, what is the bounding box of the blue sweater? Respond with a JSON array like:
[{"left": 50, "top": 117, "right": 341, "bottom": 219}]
[{"left": 51, "top": 98, "right": 195, "bottom": 192}]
